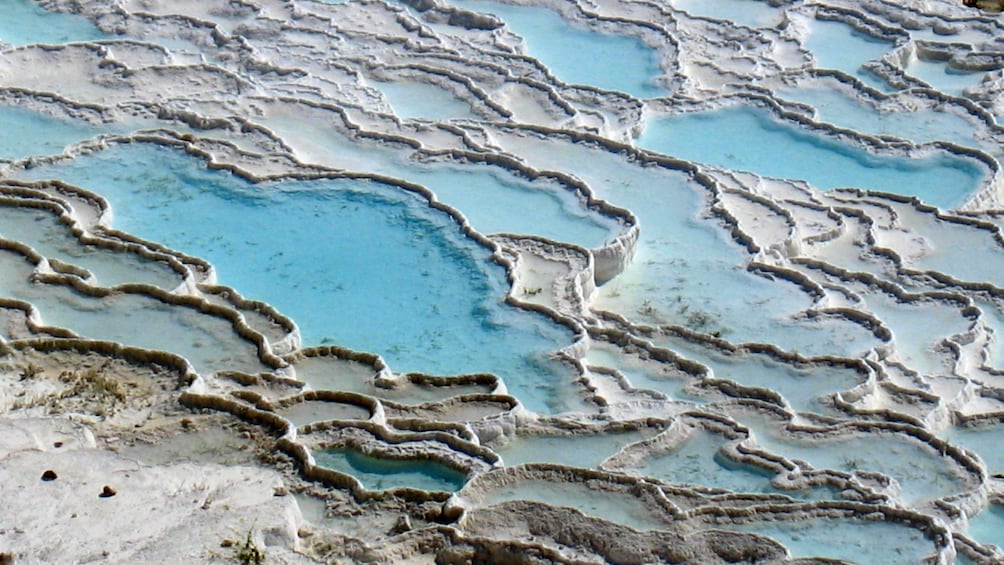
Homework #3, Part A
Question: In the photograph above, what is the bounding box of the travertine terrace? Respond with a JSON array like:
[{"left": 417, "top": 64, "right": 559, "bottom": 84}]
[{"left": 1, "top": 0, "right": 1003, "bottom": 562}]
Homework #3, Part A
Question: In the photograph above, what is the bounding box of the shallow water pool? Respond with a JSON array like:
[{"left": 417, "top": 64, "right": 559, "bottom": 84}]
[
  {"left": 19, "top": 143, "right": 584, "bottom": 413},
  {"left": 449, "top": 0, "right": 665, "bottom": 98},
  {"left": 315, "top": 448, "right": 468, "bottom": 492},
  {"left": 800, "top": 16, "right": 894, "bottom": 90},
  {"left": 727, "top": 516, "right": 934, "bottom": 564},
  {"left": 638, "top": 105, "right": 986, "bottom": 209},
  {"left": 0, "top": 0, "right": 107, "bottom": 46},
  {"left": 0, "top": 105, "right": 101, "bottom": 160},
  {"left": 968, "top": 504, "right": 1004, "bottom": 551}
]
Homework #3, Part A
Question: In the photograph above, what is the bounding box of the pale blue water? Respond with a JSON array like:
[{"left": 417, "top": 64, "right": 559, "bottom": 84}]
[
  {"left": 943, "top": 423, "right": 1004, "bottom": 476},
  {"left": 448, "top": 0, "right": 664, "bottom": 98},
  {"left": 0, "top": 247, "right": 270, "bottom": 375},
  {"left": 259, "top": 112, "right": 621, "bottom": 250},
  {"left": 0, "top": 106, "right": 101, "bottom": 160},
  {"left": 651, "top": 333, "right": 864, "bottom": 414},
  {"left": 638, "top": 105, "right": 986, "bottom": 209},
  {"left": 0, "top": 205, "right": 183, "bottom": 289},
  {"left": 0, "top": 0, "right": 107, "bottom": 45},
  {"left": 18, "top": 143, "right": 582, "bottom": 413},
  {"left": 495, "top": 430, "right": 646, "bottom": 468},
  {"left": 291, "top": 353, "right": 494, "bottom": 404},
  {"left": 747, "top": 422, "right": 966, "bottom": 505},
  {"left": 979, "top": 300, "right": 1004, "bottom": 369},
  {"left": 496, "top": 131, "right": 880, "bottom": 356},
  {"left": 968, "top": 504, "right": 1004, "bottom": 550},
  {"left": 0, "top": 0, "right": 999, "bottom": 556},
  {"left": 729, "top": 517, "right": 933, "bottom": 564},
  {"left": 375, "top": 80, "right": 477, "bottom": 121},
  {"left": 905, "top": 58, "right": 989, "bottom": 97},
  {"left": 857, "top": 292, "right": 969, "bottom": 376},
  {"left": 401, "top": 166, "right": 618, "bottom": 248},
  {"left": 775, "top": 84, "right": 994, "bottom": 153},
  {"left": 585, "top": 343, "right": 705, "bottom": 402},
  {"left": 635, "top": 428, "right": 776, "bottom": 494},
  {"left": 275, "top": 400, "right": 370, "bottom": 428},
  {"left": 314, "top": 448, "right": 468, "bottom": 491},
  {"left": 802, "top": 17, "right": 894, "bottom": 90},
  {"left": 899, "top": 208, "right": 1004, "bottom": 287}
]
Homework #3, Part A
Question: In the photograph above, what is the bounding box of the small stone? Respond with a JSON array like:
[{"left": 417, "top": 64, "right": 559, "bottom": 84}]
[
  {"left": 99, "top": 486, "right": 117, "bottom": 498},
  {"left": 220, "top": 539, "right": 234, "bottom": 548},
  {"left": 273, "top": 485, "right": 288, "bottom": 497},
  {"left": 52, "top": 441, "right": 63, "bottom": 448},
  {"left": 932, "top": 21, "right": 960, "bottom": 36},
  {"left": 40, "top": 470, "right": 58, "bottom": 481},
  {"left": 389, "top": 515, "right": 412, "bottom": 535}
]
